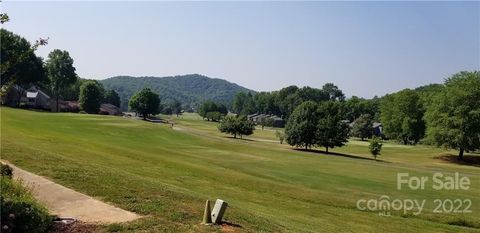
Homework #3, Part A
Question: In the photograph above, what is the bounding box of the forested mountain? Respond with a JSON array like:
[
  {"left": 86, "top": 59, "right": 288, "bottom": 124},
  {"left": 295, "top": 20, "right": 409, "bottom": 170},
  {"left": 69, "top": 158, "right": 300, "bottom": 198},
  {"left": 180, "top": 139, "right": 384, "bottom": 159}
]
[{"left": 100, "top": 74, "right": 255, "bottom": 111}]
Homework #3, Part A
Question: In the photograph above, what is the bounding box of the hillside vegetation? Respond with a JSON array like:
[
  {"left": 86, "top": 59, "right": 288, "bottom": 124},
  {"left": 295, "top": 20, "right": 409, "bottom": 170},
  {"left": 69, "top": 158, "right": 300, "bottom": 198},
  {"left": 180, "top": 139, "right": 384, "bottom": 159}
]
[
  {"left": 2, "top": 108, "right": 479, "bottom": 233},
  {"left": 101, "top": 74, "right": 254, "bottom": 111}
]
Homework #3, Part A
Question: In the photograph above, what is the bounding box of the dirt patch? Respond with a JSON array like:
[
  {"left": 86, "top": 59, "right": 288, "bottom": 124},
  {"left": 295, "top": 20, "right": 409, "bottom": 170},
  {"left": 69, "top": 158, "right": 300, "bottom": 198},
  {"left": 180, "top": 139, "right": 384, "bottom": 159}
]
[
  {"left": 293, "top": 148, "right": 388, "bottom": 162},
  {"left": 51, "top": 221, "right": 99, "bottom": 233},
  {"left": 221, "top": 220, "right": 242, "bottom": 232}
]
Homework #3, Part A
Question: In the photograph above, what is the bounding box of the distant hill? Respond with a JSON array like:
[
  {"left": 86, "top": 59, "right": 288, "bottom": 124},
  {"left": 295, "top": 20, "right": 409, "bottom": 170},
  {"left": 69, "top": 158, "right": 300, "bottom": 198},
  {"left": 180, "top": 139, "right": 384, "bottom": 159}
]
[{"left": 100, "top": 74, "right": 255, "bottom": 111}]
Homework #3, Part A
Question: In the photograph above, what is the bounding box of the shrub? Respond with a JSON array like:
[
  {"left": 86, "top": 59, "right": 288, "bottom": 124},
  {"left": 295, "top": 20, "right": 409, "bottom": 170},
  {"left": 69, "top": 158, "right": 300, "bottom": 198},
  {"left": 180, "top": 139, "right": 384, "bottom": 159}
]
[
  {"left": 275, "top": 131, "right": 285, "bottom": 144},
  {"left": 19, "top": 103, "right": 28, "bottom": 109},
  {"left": 1, "top": 164, "right": 13, "bottom": 178},
  {"left": 369, "top": 136, "right": 383, "bottom": 160},
  {"left": 1, "top": 178, "right": 52, "bottom": 233}
]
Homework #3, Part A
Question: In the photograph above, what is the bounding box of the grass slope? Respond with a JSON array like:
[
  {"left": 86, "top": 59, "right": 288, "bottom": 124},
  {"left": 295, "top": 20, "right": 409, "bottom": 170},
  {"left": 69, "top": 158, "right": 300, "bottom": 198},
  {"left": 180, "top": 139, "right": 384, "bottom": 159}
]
[{"left": 1, "top": 108, "right": 479, "bottom": 233}]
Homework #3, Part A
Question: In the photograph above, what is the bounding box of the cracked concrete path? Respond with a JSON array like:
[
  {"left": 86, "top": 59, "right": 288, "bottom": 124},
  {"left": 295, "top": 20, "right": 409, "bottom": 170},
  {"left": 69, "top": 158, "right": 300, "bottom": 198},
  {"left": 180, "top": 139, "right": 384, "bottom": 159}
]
[{"left": 4, "top": 162, "right": 141, "bottom": 224}]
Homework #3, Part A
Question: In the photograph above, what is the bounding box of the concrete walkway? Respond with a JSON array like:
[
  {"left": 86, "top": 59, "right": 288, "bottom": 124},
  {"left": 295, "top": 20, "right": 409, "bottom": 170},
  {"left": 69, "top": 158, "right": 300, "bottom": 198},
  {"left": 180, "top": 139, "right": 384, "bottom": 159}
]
[{"left": 4, "top": 162, "right": 141, "bottom": 224}]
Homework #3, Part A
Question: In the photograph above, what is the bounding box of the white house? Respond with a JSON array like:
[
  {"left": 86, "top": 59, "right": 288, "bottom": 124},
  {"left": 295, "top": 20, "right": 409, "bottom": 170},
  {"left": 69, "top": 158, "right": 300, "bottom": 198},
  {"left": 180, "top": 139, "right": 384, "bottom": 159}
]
[{"left": 25, "top": 86, "right": 51, "bottom": 110}]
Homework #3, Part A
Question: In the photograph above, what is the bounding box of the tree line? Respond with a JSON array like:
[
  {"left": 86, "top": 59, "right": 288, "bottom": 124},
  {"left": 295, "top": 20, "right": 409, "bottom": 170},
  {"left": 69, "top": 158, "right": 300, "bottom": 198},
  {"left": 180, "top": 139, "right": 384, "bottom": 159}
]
[
  {"left": 231, "top": 83, "right": 347, "bottom": 119},
  {"left": 197, "top": 100, "right": 228, "bottom": 121},
  {"left": 214, "top": 72, "right": 479, "bottom": 160},
  {"left": 0, "top": 26, "right": 121, "bottom": 113}
]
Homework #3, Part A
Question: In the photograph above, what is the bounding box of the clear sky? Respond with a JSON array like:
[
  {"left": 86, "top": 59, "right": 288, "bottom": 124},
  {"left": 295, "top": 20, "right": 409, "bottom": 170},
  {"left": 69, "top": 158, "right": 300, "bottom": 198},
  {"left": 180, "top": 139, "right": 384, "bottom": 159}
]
[{"left": 2, "top": 1, "right": 479, "bottom": 98}]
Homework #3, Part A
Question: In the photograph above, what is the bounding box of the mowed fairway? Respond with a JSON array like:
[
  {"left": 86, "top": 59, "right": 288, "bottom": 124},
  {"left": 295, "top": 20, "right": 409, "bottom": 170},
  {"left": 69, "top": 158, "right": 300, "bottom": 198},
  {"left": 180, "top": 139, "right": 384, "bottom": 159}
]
[{"left": 1, "top": 108, "right": 479, "bottom": 233}]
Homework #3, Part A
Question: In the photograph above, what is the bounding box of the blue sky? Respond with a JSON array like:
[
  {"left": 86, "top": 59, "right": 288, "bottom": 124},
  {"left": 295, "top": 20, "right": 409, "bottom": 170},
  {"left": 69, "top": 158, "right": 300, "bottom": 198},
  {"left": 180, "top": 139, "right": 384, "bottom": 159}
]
[{"left": 2, "top": 1, "right": 479, "bottom": 98}]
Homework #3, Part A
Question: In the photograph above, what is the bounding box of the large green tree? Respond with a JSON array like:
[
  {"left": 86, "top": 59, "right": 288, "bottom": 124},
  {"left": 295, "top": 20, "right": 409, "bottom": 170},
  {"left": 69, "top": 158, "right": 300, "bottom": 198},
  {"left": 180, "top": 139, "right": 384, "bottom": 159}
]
[
  {"left": 285, "top": 101, "right": 319, "bottom": 150},
  {"left": 285, "top": 101, "right": 349, "bottom": 152},
  {"left": 104, "top": 89, "right": 120, "bottom": 107},
  {"left": 322, "top": 83, "right": 345, "bottom": 101},
  {"left": 198, "top": 100, "right": 217, "bottom": 119},
  {"left": 217, "top": 103, "right": 228, "bottom": 115},
  {"left": 380, "top": 89, "right": 425, "bottom": 144},
  {"left": 415, "top": 84, "right": 445, "bottom": 110},
  {"left": 253, "top": 92, "right": 277, "bottom": 115},
  {"left": 79, "top": 81, "right": 103, "bottom": 114},
  {"left": 218, "top": 115, "right": 255, "bottom": 139},
  {"left": 296, "top": 86, "right": 328, "bottom": 102},
  {"left": 45, "top": 49, "right": 77, "bottom": 112},
  {"left": 232, "top": 92, "right": 255, "bottom": 115},
  {"left": 198, "top": 100, "right": 227, "bottom": 120},
  {"left": 0, "top": 29, "right": 47, "bottom": 96},
  {"left": 169, "top": 99, "right": 182, "bottom": 116},
  {"left": 315, "top": 101, "right": 350, "bottom": 153},
  {"left": 425, "top": 71, "right": 480, "bottom": 160},
  {"left": 275, "top": 85, "right": 301, "bottom": 119},
  {"left": 237, "top": 115, "right": 255, "bottom": 138},
  {"left": 205, "top": 111, "right": 224, "bottom": 122},
  {"left": 60, "top": 78, "right": 85, "bottom": 101},
  {"left": 272, "top": 84, "right": 345, "bottom": 120},
  {"left": 343, "top": 96, "right": 380, "bottom": 122},
  {"left": 218, "top": 115, "right": 239, "bottom": 138},
  {"left": 129, "top": 88, "right": 160, "bottom": 119}
]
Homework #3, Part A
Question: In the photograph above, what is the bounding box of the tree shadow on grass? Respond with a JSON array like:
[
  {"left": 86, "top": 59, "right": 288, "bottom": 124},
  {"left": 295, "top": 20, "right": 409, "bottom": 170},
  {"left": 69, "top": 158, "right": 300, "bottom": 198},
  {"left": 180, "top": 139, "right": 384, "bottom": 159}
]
[
  {"left": 435, "top": 154, "right": 480, "bottom": 167},
  {"left": 220, "top": 220, "right": 242, "bottom": 228},
  {"left": 293, "top": 148, "right": 389, "bottom": 163},
  {"left": 222, "top": 136, "right": 256, "bottom": 142},
  {"left": 144, "top": 117, "right": 168, "bottom": 123}
]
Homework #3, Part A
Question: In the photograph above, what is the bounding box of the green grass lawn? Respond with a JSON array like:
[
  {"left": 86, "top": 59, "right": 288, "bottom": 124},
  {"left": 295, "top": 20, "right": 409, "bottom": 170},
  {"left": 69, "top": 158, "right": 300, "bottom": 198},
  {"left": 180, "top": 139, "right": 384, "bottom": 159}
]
[
  {"left": 2, "top": 108, "right": 479, "bottom": 233},
  {"left": 164, "top": 113, "right": 283, "bottom": 142}
]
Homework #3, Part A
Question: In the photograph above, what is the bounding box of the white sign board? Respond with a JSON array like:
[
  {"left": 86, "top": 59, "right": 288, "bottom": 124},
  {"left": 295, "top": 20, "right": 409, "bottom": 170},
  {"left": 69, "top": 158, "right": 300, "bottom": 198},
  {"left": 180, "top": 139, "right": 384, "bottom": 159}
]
[{"left": 211, "top": 199, "right": 228, "bottom": 224}]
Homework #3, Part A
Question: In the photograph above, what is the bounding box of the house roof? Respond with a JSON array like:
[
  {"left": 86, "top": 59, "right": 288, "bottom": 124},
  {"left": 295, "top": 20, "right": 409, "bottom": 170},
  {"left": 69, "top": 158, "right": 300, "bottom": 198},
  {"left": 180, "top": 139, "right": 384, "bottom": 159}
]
[
  {"left": 37, "top": 89, "right": 50, "bottom": 99},
  {"left": 26, "top": 86, "right": 50, "bottom": 99},
  {"left": 373, "top": 122, "right": 382, "bottom": 128}
]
